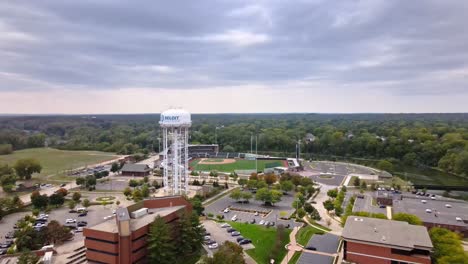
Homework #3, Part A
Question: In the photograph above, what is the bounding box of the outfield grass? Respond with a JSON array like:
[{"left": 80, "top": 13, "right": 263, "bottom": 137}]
[
  {"left": 190, "top": 159, "right": 285, "bottom": 172},
  {"left": 296, "top": 225, "right": 325, "bottom": 246},
  {"left": 230, "top": 222, "right": 291, "bottom": 264},
  {"left": 0, "top": 148, "right": 119, "bottom": 179}
]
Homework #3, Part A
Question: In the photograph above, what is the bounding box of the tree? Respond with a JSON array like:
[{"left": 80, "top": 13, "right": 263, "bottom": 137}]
[
  {"left": 44, "top": 220, "right": 73, "bottom": 245},
  {"left": 264, "top": 173, "right": 277, "bottom": 185},
  {"left": 229, "top": 189, "right": 242, "bottom": 201},
  {"left": 255, "top": 188, "right": 271, "bottom": 205},
  {"left": 76, "top": 177, "right": 85, "bottom": 187},
  {"left": 377, "top": 160, "right": 394, "bottom": 173},
  {"left": 132, "top": 189, "right": 143, "bottom": 202},
  {"left": 18, "top": 251, "right": 40, "bottom": 264},
  {"left": 124, "top": 187, "right": 132, "bottom": 196},
  {"left": 85, "top": 175, "right": 96, "bottom": 188},
  {"left": 280, "top": 180, "right": 294, "bottom": 193},
  {"left": 55, "top": 188, "right": 68, "bottom": 197},
  {"left": 147, "top": 216, "right": 176, "bottom": 264},
  {"left": 141, "top": 184, "right": 150, "bottom": 198},
  {"left": 13, "top": 158, "right": 42, "bottom": 180},
  {"left": 82, "top": 199, "right": 90, "bottom": 208},
  {"left": 72, "top": 192, "right": 81, "bottom": 202},
  {"left": 202, "top": 241, "right": 246, "bottom": 264},
  {"left": 0, "top": 163, "right": 17, "bottom": 192},
  {"left": 323, "top": 199, "right": 334, "bottom": 212},
  {"left": 360, "top": 181, "right": 367, "bottom": 190},
  {"left": 237, "top": 178, "right": 247, "bottom": 187},
  {"left": 297, "top": 208, "right": 306, "bottom": 218},
  {"left": 353, "top": 177, "right": 360, "bottom": 187},
  {"left": 429, "top": 227, "right": 467, "bottom": 264},
  {"left": 49, "top": 193, "right": 65, "bottom": 206},
  {"left": 175, "top": 211, "right": 204, "bottom": 257},
  {"left": 190, "top": 196, "right": 204, "bottom": 216},
  {"left": 327, "top": 188, "right": 338, "bottom": 198},
  {"left": 270, "top": 190, "right": 282, "bottom": 205},
  {"left": 0, "top": 144, "right": 13, "bottom": 155},
  {"left": 222, "top": 145, "right": 235, "bottom": 152},
  {"left": 110, "top": 162, "right": 120, "bottom": 173},
  {"left": 241, "top": 191, "right": 253, "bottom": 202},
  {"left": 392, "top": 213, "right": 423, "bottom": 225},
  {"left": 68, "top": 200, "right": 76, "bottom": 210},
  {"left": 31, "top": 194, "right": 49, "bottom": 209}
]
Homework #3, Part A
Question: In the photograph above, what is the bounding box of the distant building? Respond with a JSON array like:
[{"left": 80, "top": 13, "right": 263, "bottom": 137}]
[
  {"left": 304, "top": 133, "right": 316, "bottom": 143},
  {"left": 120, "top": 164, "right": 151, "bottom": 177},
  {"left": 342, "top": 217, "right": 433, "bottom": 264},
  {"left": 188, "top": 144, "right": 219, "bottom": 154},
  {"left": 84, "top": 196, "right": 192, "bottom": 264}
]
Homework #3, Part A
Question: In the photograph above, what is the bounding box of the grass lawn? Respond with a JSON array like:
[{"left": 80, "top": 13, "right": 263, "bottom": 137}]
[
  {"left": 347, "top": 176, "right": 359, "bottom": 187},
  {"left": 230, "top": 222, "right": 291, "bottom": 264},
  {"left": 0, "top": 148, "right": 119, "bottom": 180},
  {"left": 190, "top": 159, "right": 285, "bottom": 172},
  {"left": 288, "top": 251, "right": 301, "bottom": 264},
  {"left": 296, "top": 225, "right": 325, "bottom": 246}
]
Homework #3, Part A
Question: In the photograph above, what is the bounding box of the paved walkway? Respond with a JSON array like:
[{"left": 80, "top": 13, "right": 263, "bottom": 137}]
[
  {"left": 281, "top": 226, "right": 302, "bottom": 264},
  {"left": 310, "top": 184, "right": 343, "bottom": 235}
]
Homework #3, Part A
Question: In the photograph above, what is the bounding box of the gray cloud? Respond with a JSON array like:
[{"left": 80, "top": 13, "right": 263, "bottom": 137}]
[{"left": 0, "top": 0, "right": 467, "bottom": 99}]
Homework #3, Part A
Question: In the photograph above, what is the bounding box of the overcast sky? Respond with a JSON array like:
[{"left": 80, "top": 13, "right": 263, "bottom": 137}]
[{"left": 1, "top": 0, "right": 467, "bottom": 114}]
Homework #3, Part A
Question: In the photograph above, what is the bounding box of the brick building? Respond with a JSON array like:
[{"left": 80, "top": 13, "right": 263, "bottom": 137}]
[
  {"left": 83, "top": 196, "right": 192, "bottom": 264},
  {"left": 342, "top": 217, "right": 433, "bottom": 264}
]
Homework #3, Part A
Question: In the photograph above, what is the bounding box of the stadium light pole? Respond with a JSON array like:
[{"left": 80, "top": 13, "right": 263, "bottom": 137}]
[{"left": 255, "top": 134, "right": 258, "bottom": 173}]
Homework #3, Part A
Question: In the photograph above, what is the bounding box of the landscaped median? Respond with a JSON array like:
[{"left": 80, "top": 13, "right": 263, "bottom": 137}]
[
  {"left": 229, "top": 221, "right": 291, "bottom": 264},
  {"left": 295, "top": 225, "right": 325, "bottom": 246}
]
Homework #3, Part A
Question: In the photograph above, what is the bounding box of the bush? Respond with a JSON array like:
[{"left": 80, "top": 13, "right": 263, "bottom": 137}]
[{"left": 207, "top": 213, "right": 214, "bottom": 218}]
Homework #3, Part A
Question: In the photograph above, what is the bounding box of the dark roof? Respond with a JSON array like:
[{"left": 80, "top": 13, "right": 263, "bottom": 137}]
[
  {"left": 342, "top": 217, "right": 433, "bottom": 250},
  {"left": 121, "top": 164, "right": 151, "bottom": 173},
  {"left": 306, "top": 233, "right": 340, "bottom": 254},
  {"left": 297, "top": 252, "right": 334, "bottom": 264}
]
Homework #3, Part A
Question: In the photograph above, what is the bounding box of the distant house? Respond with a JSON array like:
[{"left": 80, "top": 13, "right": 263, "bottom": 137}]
[
  {"left": 120, "top": 164, "right": 151, "bottom": 177},
  {"left": 304, "top": 133, "right": 316, "bottom": 143}
]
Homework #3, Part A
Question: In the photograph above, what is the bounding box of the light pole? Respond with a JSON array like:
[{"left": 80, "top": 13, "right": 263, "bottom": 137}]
[
  {"left": 255, "top": 134, "right": 258, "bottom": 173},
  {"left": 215, "top": 126, "right": 224, "bottom": 145}
]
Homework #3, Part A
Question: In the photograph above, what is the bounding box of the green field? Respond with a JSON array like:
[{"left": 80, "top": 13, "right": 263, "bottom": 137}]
[
  {"left": 190, "top": 159, "right": 285, "bottom": 172},
  {"left": 295, "top": 225, "right": 325, "bottom": 246},
  {"left": 230, "top": 222, "right": 291, "bottom": 264},
  {"left": 0, "top": 148, "right": 119, "bottom": 180}
]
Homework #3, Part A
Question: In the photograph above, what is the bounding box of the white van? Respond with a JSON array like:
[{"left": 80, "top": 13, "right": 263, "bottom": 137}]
[{"left": 231, "top": 215, "right": 237, "bottom": 221}]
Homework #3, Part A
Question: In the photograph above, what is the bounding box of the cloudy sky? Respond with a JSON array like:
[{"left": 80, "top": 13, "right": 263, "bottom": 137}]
[{"left": 1, "top": 0, "right": 467, "bottom": 114}]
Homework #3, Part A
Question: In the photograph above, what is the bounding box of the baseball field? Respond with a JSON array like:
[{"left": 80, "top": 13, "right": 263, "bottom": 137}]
[{"left": 189, "top": 158, "right": 287, "bottom": 172}]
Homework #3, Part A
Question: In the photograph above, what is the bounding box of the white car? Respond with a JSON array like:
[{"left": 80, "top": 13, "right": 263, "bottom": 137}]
[
  {"left": 34, "top": 223, "right": 46, "bottom": 228},
  {"left": 425, "top": 209, "right": 432, "bottom": 213},
  {"left": 231, "top": 215, "right": 238, "bottom": 221},
  {"left": 445, "top": 204, "right": 452, "bottom": 208},
  {"left": 75, "top": 227, "right": 84, "bottom": 233},
  {"left": 204, "top": 235, "right": 211, "bottom": 240},
  {"left": 65, "top": 219, "right": 76, "bottom": 224},
  {"left": 223, "top": 208, "right": 230, "bottom": 213},
  {"left": 254, "top": 212, "right": 259, "bottom": 216},
  {"left": 430, "top": 196, "right": 436, "bottom": 200},
  {"left": 421, "top": 200, "right": 427, "bottom": 204},
  {"left": 220, "top": 223, "right": 231, "bottom": 228},
  {"left": 38, "top": 214, "right": 49, "bottom": 218},
  {"left": 259, "top": 220, "right": 265, "bottom": 225},
  {"left": 208, "top": 242, "right": 218, "bottom": 249}
]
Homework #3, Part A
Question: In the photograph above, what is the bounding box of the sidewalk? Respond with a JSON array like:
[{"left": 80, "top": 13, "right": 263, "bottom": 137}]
[{"left": 281, "top": 226, "right": 302, "bottom": 264}]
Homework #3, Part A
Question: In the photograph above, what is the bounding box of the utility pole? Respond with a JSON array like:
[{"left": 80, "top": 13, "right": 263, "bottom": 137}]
[
  {"left": 255, "top": 134, "right": 258, "bottom": 173},
  {"left": 250, "top": 134, "right": 253, "bottom": 154}
]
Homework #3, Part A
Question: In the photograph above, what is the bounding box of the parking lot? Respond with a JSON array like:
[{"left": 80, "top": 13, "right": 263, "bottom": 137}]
[
  {"left": 202, "top": 220, "right": 255, "bottom": 254},
  {"left": 351, "top": 193, "right": 387, "bottom": 215},
  {"left": 0, "top": 203, "right": 115, "bottom": 252},
  {"left": 393, "top": 196, "right": 468, "bottom": 228},
  {"left": 303, "top": 161, "right": 378, "bottom": 186},
  {"left": 205, "top": 191, "right": 301, "bottom": 229}
]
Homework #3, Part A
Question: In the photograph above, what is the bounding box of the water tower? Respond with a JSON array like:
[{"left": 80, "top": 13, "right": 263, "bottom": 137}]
[{"left": 159, "top": 109, "right": 191, "bottom": 194}]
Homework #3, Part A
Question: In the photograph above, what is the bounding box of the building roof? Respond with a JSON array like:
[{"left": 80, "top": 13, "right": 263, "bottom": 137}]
[
  {"left": 342, "top": 217, "right": 433, "bottom": 250},
  {"left": 306, "top": 233, "right": 340, "bottom": 254},
  {"left": 87, "top": 205, "right": 184, "bottom": 234},
  {"left": 297, "top": 252, "right": 334, "bottom": 264},
  {"left": 121, "top": 163, "right": 151, "bottom": 173}
]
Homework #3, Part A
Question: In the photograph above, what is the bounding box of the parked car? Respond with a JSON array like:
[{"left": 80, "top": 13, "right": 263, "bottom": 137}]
[
  {"left": 60, "top": 183, "right": 66, "bottom": 187},
  {"left": 254, "top": 211, "right": 259, "bottom": 216},
  {"left": 231, "top": 215, "right": 238, "bottom": 221},
  {"left": 0, "top": 249, "right": 6, "bottom": 255},
  {"left": 77, "top": 221, "right": 88, "bottom": 227},
  {"left": 264, "top": 221, "right": 269, "bottom": 226},
  {"left": 223, "top": 208, "right": 230, "bottom": 213},
  {"left": 236, "top": 237, "right": 245, "bottom": 242},
  {"left": 78, "top": 212, "right": 87, "bottom": 217},
  {"left": 65, "top": 219, "right": 77, "bottom": 224},
  {"left": 306, "top": 246, "right": 317, "bottom": 250},
  {"left": 5, "top": 232, "right": 14, "bottom": 239},
  {"left": 425, "top": 209, "right": 432, "bottom": 213},
  {"left": 69, "top": 209, "right": 77, "bottom": 213},
  {"left": 220, "top": 223, "right": 231, "bottom": 228},
  {"left": 250, "top": 219, "right": 256, "bottom": 224},
  {"left": 75, "top": 227, "right": 84, "bottom": 233},
  {"left": 227, "top": 228, "right": 236, "bottom": 233},
  {"left": 445, "top": 204, "right": 452, "bottom": 208},
  {"left": 204, "top": 235, "right": 211, "bottom": 241},
  {"left": 239, "top": 239, "right": 252, "bottom": 245},
  {"left": 208, "top": 242, "right": 218, "bottom": 249},
  {"left": 231, "top": 231, "right": 241, "bottom": 236},
  {"left": 259, "top": 220, "right": 265, "bottom": 225},
  {"left": 205, "top": 240, "right": 216, "bottom": 245}
]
